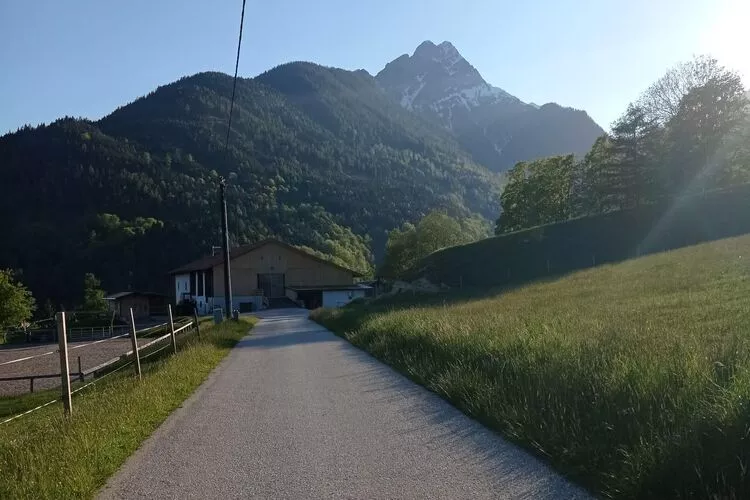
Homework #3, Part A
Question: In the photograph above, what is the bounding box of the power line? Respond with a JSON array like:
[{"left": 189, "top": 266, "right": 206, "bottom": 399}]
[
  {"left": 220, "top": 0, "right": 246, "bottom": 319},
  {"left": 224, "top": 0, "right": 247, "bottom": 153}
]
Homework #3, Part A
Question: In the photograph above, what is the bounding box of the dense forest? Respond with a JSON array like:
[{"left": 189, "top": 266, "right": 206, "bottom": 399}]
[{"left": 0, "top": 63, "right": 502, "bottom": 308}]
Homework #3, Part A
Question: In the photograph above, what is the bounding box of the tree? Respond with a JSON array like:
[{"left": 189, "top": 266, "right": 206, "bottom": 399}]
[
  {"left": 572, "top": 135, "right": 613, "bottom": 216},
  {"left": 600, "top": 105, "right": 663, "bottom": 208},
  {"left": 496, "top": 155, "right": 575, "bottom": 233},
  {"left": 0, "top": 269, "right": 36, "bottom": 330},
  {"left": 664, "top": 75, "right": 747, "bottom": 192},
  {"left": 82, "top": 273, "right": 108, "bottom": 312},
  {"left": 380, "top": 223, "right": 418, "bottom": 279},
  {"left": 713, "top": 112, "right": 750, "bottom": 187},
  {"left": 380, "top": 211, "right": 484, "bottom": 279},
  {"left": 638, "top": 55, "right": 729, "bottom": 125}
]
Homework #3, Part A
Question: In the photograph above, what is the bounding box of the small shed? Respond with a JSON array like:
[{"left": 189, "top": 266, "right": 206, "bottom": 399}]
[{"left": 105, "top": 291, "right": 169, "bottom": 320}]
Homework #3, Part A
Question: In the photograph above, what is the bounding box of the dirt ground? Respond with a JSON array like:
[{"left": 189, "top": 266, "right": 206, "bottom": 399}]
[{"left": 0, "top": 336, "right": 154, "bottom": 396}]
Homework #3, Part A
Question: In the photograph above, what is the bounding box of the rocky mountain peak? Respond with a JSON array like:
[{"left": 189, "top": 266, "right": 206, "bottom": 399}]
[
  {"left": 376, "top": 40, "right": 516, "bottom": 116},
  {"left": 375, "top": 40, "right": 604, "bottom": 171}
]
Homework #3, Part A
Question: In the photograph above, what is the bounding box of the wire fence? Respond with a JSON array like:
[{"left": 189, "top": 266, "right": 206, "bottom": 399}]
[{"left": 0, "top": 306, "right": 200, "bottom": 425}]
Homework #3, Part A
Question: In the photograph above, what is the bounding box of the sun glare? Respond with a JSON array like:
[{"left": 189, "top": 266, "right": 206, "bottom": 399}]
[{"left": 701, "top": 0, "right": 750, "bottom": 82}]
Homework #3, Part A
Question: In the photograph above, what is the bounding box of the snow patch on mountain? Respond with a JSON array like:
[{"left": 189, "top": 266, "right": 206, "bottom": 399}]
[
  {"left": 459, "top": 84, "right": 513, "bottom": 106},
  {"left": 401, "top": 80, "right": 426, "bottom": 110}
]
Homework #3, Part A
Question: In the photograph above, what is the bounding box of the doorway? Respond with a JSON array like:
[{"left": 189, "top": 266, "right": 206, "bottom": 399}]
[{"left": 258, "top": 273, "right": 285, "bottom": 298}]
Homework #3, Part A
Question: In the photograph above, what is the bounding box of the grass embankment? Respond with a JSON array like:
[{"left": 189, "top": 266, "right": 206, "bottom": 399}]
[
  {"left": 313, "top": 235, "right": 750, "bottom": 499},
  {"left": 0, "top": 317, "right": 255, "bottom": 499}
]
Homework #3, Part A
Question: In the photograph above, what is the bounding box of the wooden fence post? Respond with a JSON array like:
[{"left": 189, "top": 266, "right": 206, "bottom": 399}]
[
  {"left": 56, "top": 311, "right": 72, "bottom": 416},
  {"left": 193, "top": 308, "right": 201, "bottom": 339},
  {"left": 168, "top": 305, "right": 178, "bottom": 354},
  {"left": 129, "top": 308, "right": 142, "bottom": 380}
]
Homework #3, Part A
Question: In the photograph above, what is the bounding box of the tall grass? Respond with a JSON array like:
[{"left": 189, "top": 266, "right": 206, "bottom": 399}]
[
  {"left": 0, "top": 318, "right": 255, "bottom": 499},
  {"left": 313, "top": 235, "right": 750, "bottom": 499}
]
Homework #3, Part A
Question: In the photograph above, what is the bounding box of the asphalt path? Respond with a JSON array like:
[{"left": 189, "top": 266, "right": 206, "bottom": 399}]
[{"left": 98, "top": 308, "right": 589, "bottom": 499}]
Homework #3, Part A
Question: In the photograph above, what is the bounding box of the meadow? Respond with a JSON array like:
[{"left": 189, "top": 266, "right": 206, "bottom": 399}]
[{"left": 313, "top": 235, "right": 750, "bottom": 498}]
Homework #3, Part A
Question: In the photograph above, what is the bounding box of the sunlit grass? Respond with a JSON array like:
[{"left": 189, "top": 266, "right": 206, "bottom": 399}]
[
  {"left": 0, "top": 317, "right": 255, "bottom": 499},
  {"left": 313, "top": 235, "right": 750, "bottom": 498}
]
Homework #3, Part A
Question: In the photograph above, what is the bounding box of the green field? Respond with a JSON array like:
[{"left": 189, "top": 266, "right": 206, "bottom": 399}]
[
  {"left": 0, "top": 317, "right": 255, "bottom": 499},
  {"left": 313, "top": 235, "right": 750, "bottom": 498}
]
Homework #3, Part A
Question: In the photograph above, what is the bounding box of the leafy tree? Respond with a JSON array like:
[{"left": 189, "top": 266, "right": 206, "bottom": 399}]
[
  {"left": 572, "top": 135, "right": 613, "bottom": 216},
  {"left": 380, "top": 211, "right": 484, "bottom": 279},
  {"left": 664, "top": 75, "right": 748, "bottom": 192},
  {"left": 713, "top": 113, "right": 750, "bottom": 187},
  {"left": 82, "top": 273, "right": 108, "bottom": 312},
  {"left": 638, "top": 55, "right": 730, "bottom": 125},
  {"left": 0, "top": 269, "right": 36, "bottom": 330},
  {"left": 603, "top": 105, "right": 662, "bottom": 208},
  {"left": 496, "top": 155, "right": 575, "bottom": 233},
  {"left": 379, "top": 223, "right": 418, "bottom": 280}
]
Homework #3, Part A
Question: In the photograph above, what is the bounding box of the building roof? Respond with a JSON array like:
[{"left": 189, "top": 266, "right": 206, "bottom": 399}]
[
  {"left": 104, "top": 291, "right": 168, "bottom": 301},
  {"left": 168, "top": 238, "right": 364, "bottom": 277},
  {"left": 287, "top": 284, "right": 372, "bottom": 292}
]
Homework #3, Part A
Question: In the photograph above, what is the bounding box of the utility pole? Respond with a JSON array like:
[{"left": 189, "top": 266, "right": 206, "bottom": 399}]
[{"left": 220, "top": 177, "right": 233, "bottom": 319}]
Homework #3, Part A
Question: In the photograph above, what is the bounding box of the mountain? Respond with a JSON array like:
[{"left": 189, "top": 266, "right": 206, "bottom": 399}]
[
  {"left": 0, "top": 64, "right": 502, "bottom": 306},
  {"left": 376, "top": 41, "right": 604, "bottom": 171}
]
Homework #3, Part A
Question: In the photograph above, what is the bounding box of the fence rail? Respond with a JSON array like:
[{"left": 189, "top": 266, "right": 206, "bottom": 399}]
[
  {"left": 1, "top": 305, "right": 199, "bottom": 425},
  {"left": 1, "top": 311, "right": 195, "bottom": 396},
  {"left": 67, "top": 325, "right": 130, "bottom": 342},
  {"left": 0, "top": 372, "right": 84, "bottom": 393},
  {"left": 3, "top": 323, "right": 161, "bottom": 344}
]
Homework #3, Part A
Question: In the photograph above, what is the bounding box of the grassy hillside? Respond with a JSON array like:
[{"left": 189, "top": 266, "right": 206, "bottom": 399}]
[
  {"left": 313, "top": 235, "right": 750, "bottom": 498},
  {"left": 413, "top": 183, "right": 750, "bottom": 289}
]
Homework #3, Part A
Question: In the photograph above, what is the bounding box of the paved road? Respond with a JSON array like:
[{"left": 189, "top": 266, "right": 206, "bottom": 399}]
[{"left": 99, "top": 309, "right": 588, "bottom": 499}]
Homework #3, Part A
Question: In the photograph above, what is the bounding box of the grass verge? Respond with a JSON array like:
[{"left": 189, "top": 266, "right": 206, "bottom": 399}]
[
  {"left": 0, "top": 317, "right": 255, "bottom": 499},
  {"left": 312, "top": 235, "right": 750, "bottom": 499}
]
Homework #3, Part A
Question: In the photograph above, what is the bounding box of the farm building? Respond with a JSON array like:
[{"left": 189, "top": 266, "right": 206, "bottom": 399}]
[
  {"left": 104, "top": 291, "right": 170, "bottom": 320},
  {"left": 169, "top": 239, "right": 369, "bottom": 314}
]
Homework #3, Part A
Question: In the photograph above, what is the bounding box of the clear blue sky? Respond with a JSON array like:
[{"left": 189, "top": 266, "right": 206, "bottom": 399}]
[{"left": 1, "top": 0, "right": 746, "bottom": 135}]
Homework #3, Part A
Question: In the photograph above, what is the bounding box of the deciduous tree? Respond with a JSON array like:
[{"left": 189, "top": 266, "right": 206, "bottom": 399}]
[
  {"left": 0, "top": 270, "right": 36, "bottom": 330},
  {"left": 380, "top": 212, "right": 485, "bottom": 279},
  {"left": 664, "top": 74, "right": 747, "bottom": 191},
  {"left": 82, "top": 273, "right": 108, "bottom": 312},
  {"left": 496, "top": 155, "right": 575, "bottom": 233}
]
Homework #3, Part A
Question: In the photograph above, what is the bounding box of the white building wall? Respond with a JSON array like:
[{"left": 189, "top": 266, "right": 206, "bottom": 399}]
[
  {"left": 175, "top": 274, "right": 190, "bottom": 303},
  {"left": 322, "top": 290, "right": 366, "bottom": 308}
]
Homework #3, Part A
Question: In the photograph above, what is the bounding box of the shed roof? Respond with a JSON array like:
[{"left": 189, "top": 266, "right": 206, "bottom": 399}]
[
  {"left": 168, "top": 238, "right": 364, "bottom": 277},
  {"left": 104, "top": 291, "right": 168, "bottom": 301}
]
